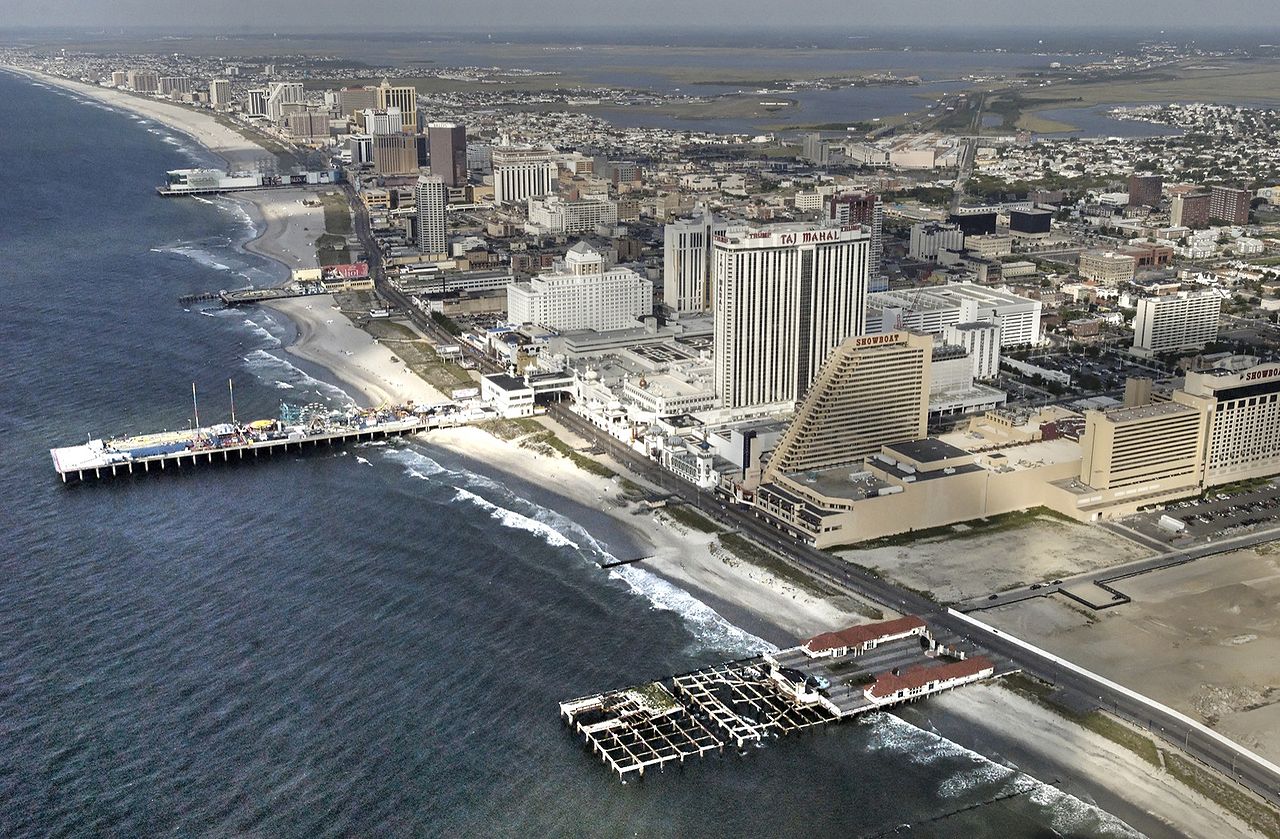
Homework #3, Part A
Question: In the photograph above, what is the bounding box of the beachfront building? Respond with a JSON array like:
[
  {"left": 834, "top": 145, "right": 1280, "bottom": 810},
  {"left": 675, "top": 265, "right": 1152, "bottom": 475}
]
[
  {"left": 765, "top": 332, "right": 932, "bottom": 474},
  {"left": 158, "top": 77, "right": 192, "bottom": 97},
  {"left": 1132, "top": 291, "right": 1222, "bottom": 356},
  {"left": 1180, "top": 360, "right": 1280, "bottom": 486},
  {"left": 283, "top": 111, "right": 330, "bottom": 141},
  {"left": 713, "top": 223, "right": 870, "bottom": 410},
  {"left": 507, "top": 243, "right": 652, "bottom": 332},
  {"left": 1078, "top": 402, "right": 1207, "bottom": 493},
  {"left": 492, "top": 146, "right": 558, "bottom": 205},
  {"left": 376, "top": 79, "right": 418, "bottom": 132},
  {"left": 266, "top": 82, "right": 305, "bottom": 123},
  {"left": 127, "top": 70, "right": 159, "bottom": 93},
  {"left": 246, "top": 89, "right": 268, "bottom": 117},
  {"left": 209, "top": 79, "right": 232, "bottom": 109},
  {"left": 428, "top": 122, "right": 467, "bottom": 187},
  {"left": 415, "top": 174, "right": 448, "bottom": 257}
]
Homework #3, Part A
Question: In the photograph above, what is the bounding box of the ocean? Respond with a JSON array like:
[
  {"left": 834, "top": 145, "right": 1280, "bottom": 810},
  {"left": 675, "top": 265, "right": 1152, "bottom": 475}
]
[{"left": 0, "top": 71, "right": 1149, "bottom": 837}]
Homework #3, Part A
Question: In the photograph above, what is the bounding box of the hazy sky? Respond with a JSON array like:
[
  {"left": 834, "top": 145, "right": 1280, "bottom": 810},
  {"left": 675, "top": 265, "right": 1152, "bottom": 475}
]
[{"left": 3, "top": 0, "right": 1278, "bottom": 31}]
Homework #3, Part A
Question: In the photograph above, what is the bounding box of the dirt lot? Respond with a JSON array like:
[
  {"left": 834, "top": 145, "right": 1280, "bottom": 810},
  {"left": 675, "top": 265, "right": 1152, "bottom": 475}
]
[
  {"left": 984, "top": 545, "right": 1280, "bottom": 762},
  {"left": 837, "top": 513, "right": 1149, "bottom": 602}
]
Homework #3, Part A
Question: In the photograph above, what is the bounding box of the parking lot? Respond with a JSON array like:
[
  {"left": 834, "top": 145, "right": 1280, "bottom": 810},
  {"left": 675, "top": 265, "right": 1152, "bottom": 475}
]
[
  {"left": 1116, "top": 483, "right": 1280, "bottom": 549},
  {"left": 1021, "top": 351, "right": 1168, "bottom": 394}
]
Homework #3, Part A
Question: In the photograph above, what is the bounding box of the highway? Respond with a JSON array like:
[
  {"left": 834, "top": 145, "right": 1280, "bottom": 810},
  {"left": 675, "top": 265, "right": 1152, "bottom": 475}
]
[{"left": 342, "top": 186, "right": 1280, "bottom": 811}]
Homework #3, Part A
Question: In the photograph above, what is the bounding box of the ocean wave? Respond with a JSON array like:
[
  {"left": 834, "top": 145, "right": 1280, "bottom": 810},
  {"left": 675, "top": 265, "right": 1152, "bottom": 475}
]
[
  {"left": 215, "top": 197, "right": 258, "bottom": 236},
  {"left": 608, "top": 563, "right": 774, "bottom": 656},
  {"left": 152, "top": 242, "right": 235, "bottom": 273},
  {"left": 381, "top": 442, "right": 770, "bottom": 657},
  {"left": 863, "top": 714, "right": 1140, "bottom": 837},
  {"left": 382, "top": 446, "right": 446, "bottom": 477},
  {"left": 1028, "top": 783, "right": 1141, "bottom": 838},
  {"left": 240, "top": 317, "right": 283, "bottom": 348},
  {"left": 241, "top": 349, "right": 352, "bottom": 405},
  {"left": 454, "top": 487, "right": 580, "bottom": 549}
]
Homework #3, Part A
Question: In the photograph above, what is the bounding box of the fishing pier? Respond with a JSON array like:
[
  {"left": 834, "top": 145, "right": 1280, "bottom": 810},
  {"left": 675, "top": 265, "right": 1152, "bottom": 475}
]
[{"left": 560, "top": 616, "right": 1014, "bottom": 781}]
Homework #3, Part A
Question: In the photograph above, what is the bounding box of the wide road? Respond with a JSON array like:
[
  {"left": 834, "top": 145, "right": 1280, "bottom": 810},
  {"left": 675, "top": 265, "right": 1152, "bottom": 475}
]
[{"left": 342, "top": 187, "right": 1280, "bottom": 810}]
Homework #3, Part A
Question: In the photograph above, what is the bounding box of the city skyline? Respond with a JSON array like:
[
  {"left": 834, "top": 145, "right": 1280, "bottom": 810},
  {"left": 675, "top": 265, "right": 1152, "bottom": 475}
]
[{"left": 2, "top": 3, "right": 1279, "bottom": 31}]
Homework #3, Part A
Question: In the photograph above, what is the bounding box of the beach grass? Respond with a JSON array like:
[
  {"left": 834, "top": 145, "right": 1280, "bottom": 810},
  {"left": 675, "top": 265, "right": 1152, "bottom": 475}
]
[
  {"left": 663, "top": 504, "right": 720, "bottom": 534},
  {"left": 319, "top": 191, "right": 353, "bottom": 236},
  {"left": 316, "top": 233, "right": 350, "bottom": 266},
  {"left": 478, "top": 417, "right": 618, "bottom": 479},
  {"left": 715, "top": 532, "right": 842, "bottom": 598}
]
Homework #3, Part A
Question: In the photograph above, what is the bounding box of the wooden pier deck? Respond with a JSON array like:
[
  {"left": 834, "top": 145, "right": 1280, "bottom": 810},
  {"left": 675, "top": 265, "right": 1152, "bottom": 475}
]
[{"left": 561, "top": 617, "right": 1016, "bottom": 781}]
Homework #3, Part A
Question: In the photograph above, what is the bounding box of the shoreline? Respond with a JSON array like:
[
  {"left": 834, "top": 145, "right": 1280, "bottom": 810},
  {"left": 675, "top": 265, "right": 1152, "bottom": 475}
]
[
  {"left": 4, "top": 66, "right": 270, "bottom": 171},
  {"left": 14, "top": 65, "right": 1273, "bottom": 837}
]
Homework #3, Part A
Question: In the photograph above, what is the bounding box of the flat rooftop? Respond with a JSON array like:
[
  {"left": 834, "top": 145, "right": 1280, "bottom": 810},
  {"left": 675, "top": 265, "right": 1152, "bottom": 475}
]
[
  {"left": 884, "top": 438, "right": 970, "bottom": 464},
  {"left": 1099, "top": 401, "right": 1198, "bottom": 423},
  {"left": 869, "top": 283, "right": 1036, "bottom": 310}
]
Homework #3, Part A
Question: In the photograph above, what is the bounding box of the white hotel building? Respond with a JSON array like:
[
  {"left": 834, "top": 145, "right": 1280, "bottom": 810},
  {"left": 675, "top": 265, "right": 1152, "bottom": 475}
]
[
  {"left": 526, "top": 195, "right": 618, "bottom": 235},
  {"left": 492, "top": 146, "right": 558, "bottom": 205},
  {"left": 713, "top": 224, "right": 870, "bottom": 410},
  {"left": 663, "top": 210, "right": 747, "bottom": 315},
  {"left": 507, "top": 243, "right": 652, "bottom": 333},
  {"left": 1132, "top": 291, "right": 1222, "bottom": 356},
  {"left": 865, "top": 284, "right": 1042, "bottom": 348}
]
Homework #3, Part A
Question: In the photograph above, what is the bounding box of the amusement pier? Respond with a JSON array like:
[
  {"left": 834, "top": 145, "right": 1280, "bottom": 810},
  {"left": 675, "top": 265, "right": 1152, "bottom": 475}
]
[
  {"left": 49, "top": 400, "right": 474, "bottom": 483},
  {"left": 561, "top": 616, "right": 1016, "bottom": 781}
]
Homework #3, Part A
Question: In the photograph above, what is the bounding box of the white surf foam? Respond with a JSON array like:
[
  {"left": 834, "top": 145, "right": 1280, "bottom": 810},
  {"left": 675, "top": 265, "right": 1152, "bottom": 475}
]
[
  {"left": 240, "top": 317, "right": 282, "bottom": 348},
  {"left": 241, "top": 349, "right": 353, "bottom": 405},
  {"left": 151, "top": 242, "right": 235, "bottom": 273},
  {"left": 380, "top": 442, "right": 772, "bottom": 657},
  {"left": 608, "top": 563, "right": 774, "bottom": 657},
  {"left": 454, "top": 487, "right": 580, "bottom": 549},
  {"left": 862, "top": 713, "right": 1141, "bottom": 836},
  {"left": 382, "top": 446, "right": 446, "bottom": 478}
]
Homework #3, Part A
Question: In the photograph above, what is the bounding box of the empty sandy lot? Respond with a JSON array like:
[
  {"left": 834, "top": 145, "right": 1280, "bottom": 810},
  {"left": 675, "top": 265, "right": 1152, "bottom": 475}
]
[
  {"left": 984, "top": 546, "right": 1280, "bottom": 761},
  {"left": 838, "top": 514, "right": 1149, "bottom": 602}
]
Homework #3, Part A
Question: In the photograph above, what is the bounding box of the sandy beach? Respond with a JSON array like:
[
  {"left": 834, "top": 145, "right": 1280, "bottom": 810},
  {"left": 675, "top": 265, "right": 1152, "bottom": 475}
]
[
  {"left": 266, "top": 295, "right": 450, "bottom": 408},
  {"left": 13, "top": 63, "right": 1269, "bottom": 836},
  {"left": 427, "top": 422, "right": 869, "bottom": 644},
  {"left": 937, "top": 684, "right": 1263, "bottom": 839},
  {"left": 236, "top": 189, "right": 327, "bottom": 275},
  {"left": 6, "top": 68, "right": 270, "bottom": 171}
]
